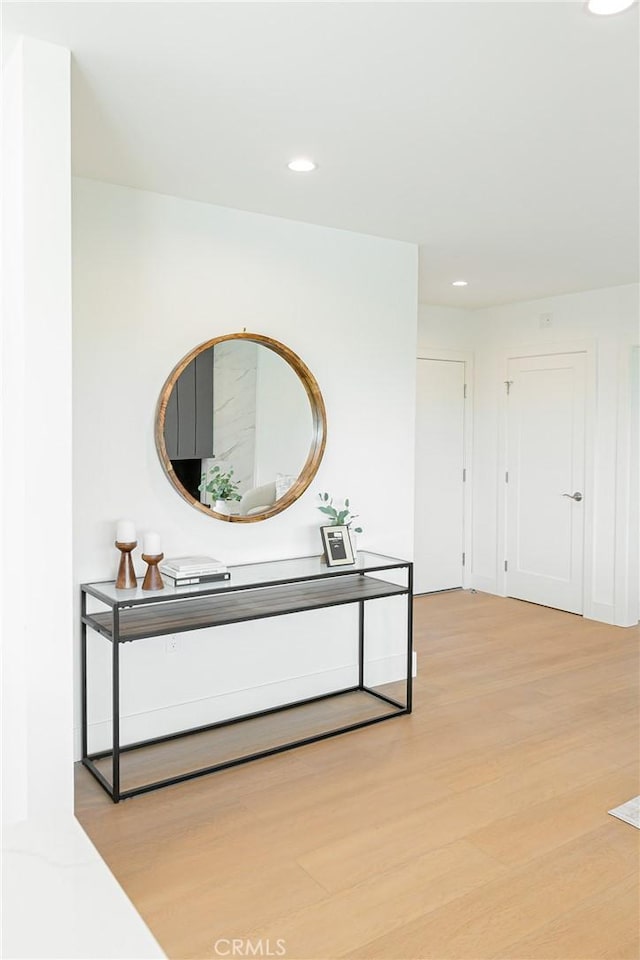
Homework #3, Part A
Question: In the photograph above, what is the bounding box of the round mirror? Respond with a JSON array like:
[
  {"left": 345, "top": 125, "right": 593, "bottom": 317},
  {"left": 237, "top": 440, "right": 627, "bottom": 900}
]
[{"left": 155, "top": 333, "right": 327, "bottom": 521}]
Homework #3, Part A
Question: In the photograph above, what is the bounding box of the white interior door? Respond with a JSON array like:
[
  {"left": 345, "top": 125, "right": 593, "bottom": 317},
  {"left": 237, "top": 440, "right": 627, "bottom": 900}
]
[
  {"left": 415, "top": 359, "right": 465, "bottom": 594},
  {"left": 505, "top": 352, "right": 586, "bottom": 614}
]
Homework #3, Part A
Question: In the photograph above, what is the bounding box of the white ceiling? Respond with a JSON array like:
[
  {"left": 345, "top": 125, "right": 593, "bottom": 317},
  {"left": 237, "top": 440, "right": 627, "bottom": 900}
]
[{"left": 5, "top": 1, "right": 639, "bottom": 307}]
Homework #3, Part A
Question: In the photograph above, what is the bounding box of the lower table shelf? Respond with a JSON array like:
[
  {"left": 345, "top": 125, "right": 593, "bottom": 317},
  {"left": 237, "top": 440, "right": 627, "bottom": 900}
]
[{"left": 83, "top": 684, "right": 406, "bottom": 800}]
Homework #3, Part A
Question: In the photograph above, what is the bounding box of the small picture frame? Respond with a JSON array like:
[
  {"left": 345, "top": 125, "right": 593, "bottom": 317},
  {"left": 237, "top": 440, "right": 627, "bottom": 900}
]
[{"left": 320, "top": 525, "right": 355, "bottom": 567}]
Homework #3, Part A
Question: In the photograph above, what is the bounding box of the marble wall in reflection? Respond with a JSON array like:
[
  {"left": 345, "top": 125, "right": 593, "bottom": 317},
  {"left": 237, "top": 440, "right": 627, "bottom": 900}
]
[{"left": 211, "top": 340, "right": 258, "bottom": 495}]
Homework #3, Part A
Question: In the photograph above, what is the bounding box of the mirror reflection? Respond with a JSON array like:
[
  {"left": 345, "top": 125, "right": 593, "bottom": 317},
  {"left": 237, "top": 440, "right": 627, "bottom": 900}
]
[{"left": 163, "top": 340, "right": 315, "bottom": 518}]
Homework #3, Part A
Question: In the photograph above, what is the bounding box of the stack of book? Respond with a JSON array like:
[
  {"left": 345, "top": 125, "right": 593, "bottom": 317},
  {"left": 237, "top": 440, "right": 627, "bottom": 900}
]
[{"left": 160, "top": 555, "right": 230, "bottom": 587}]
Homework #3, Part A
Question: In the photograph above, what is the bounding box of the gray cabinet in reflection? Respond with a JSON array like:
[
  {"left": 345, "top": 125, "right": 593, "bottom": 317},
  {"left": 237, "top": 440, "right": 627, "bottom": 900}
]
[{"left": 164, "top": 347, "right": 214, "bottom": 460}]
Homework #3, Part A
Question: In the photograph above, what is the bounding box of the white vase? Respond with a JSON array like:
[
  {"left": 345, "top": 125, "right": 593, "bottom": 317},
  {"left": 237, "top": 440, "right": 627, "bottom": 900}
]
[{"left": 214, "top": 499, "right": 232, "bottom": 516}]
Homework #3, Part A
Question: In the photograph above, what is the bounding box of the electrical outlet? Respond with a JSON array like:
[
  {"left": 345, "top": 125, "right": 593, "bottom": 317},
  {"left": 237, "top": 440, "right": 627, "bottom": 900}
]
[
  {"left": 166, "top": 635, "right": 179, "bottom": 654},
  {"left": 539, "top": 313, "right": 552, "bottom": 328}
]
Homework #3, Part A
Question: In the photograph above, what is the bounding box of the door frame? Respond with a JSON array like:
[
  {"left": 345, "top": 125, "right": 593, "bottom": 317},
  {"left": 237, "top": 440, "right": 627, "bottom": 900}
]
[
  {"left": 614, "top": 343, "right": 640, "bottom": 626},
  {"left": 497, "top": 338, "right": 597, "bottom": 617},
  {"left": 416, "top": 348, "right": 474, "bottom": 590}
]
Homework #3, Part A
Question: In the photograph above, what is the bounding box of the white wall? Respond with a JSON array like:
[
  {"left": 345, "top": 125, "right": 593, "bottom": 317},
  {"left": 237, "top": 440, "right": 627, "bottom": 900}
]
[
  {"left": 0, "top": 37, "right": 169, "bottom": 960},
  {"left": 73, "top": 179, "right": 418, "bottom": 754},
  {"left": 417, "top": 304, "right": 477, "bottom": 355},
  {"left": 418, "top": 284, "right": 640, "bottom": 626},
  {"left": 1, "top": 31, "right": 28, "bottom": 829},
  {"left": 1, "top": 36, "right": 73, "bottom": 826}
]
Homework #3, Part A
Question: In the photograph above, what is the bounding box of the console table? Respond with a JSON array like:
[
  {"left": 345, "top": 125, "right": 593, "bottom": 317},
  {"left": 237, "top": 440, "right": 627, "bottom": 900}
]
[{"left": 81, "top": 551, "right": 413, "bottom": 802}]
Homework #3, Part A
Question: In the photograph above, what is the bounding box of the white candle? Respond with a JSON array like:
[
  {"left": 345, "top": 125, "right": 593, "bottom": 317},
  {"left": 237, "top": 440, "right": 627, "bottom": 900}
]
[
  {"left": 116, "top": 519, "right": 136, "bottom": 543},
  {"left": 143, "top": 531, "right": 162, "bottom": 556}
]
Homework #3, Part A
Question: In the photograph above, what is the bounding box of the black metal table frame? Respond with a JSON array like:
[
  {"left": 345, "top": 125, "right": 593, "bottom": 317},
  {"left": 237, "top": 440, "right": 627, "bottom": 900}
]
[{"left": 80, "top": 558, "right": 413, "bottom": 802}]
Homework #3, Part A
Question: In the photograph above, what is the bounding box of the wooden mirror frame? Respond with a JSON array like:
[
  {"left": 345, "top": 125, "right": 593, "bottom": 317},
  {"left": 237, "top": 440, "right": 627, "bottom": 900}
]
[{"left": 155, "top": 332, "right": 327, "bottom": 522}]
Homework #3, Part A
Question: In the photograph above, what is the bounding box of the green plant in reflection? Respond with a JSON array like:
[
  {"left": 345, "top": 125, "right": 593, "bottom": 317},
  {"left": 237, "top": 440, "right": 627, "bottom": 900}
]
[{"left": 199, "top": 464, "right": 241, "bottom": 503}]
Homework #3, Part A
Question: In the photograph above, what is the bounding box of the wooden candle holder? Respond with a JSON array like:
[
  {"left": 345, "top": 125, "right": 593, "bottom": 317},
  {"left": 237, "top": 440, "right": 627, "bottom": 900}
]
[
  {"left": 115, "top": 541, "right": 137, "bottom": 590},
  {"left": 142, "top": 553, "right": 164, "bottom": 591}
]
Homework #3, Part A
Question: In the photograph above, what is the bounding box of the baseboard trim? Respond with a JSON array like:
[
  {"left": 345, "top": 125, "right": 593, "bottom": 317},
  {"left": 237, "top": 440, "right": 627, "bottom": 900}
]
[
  {"left": 584, "top": 601, "right": 615, "bottom": 625},
  {"left": 467, "top": 575, "right": 501, "bottom": 596}
]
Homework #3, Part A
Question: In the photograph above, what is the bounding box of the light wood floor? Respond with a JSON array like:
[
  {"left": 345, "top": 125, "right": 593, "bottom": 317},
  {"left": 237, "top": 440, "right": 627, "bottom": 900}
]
[{"left": 75, "top": 591, "right": 640, "bottom": 960}]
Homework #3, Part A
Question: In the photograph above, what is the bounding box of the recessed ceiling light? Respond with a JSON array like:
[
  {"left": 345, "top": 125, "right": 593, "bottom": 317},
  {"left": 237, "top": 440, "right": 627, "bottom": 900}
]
[
  {"left": 287, "top": 158, "right": 317, "bottom": 173},
  {"left": 452, "top": 280, "right": 468, "bottom": 287},
  {"left": 586, "top": 0, "right": 636, "bottom": 14}
]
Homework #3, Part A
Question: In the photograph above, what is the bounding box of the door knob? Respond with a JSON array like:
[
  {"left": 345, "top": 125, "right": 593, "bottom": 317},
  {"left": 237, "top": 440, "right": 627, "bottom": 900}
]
[{"left": 562, "top": 491, "right": 583, "bottom": 502}]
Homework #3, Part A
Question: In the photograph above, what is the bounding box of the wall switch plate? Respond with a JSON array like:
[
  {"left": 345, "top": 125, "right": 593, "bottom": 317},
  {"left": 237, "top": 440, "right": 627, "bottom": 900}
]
[
  {"left": 539, "top": 313, "right": 552, "bottom": 328},
  {"left": 166, "top": 635, "right": 179, "bottom": 654}
]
